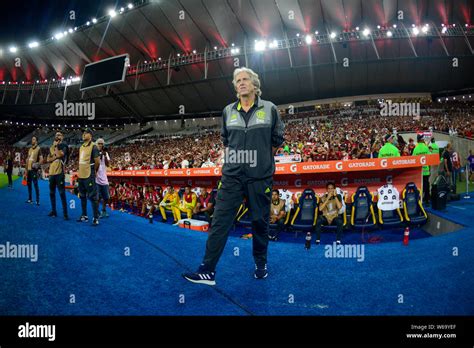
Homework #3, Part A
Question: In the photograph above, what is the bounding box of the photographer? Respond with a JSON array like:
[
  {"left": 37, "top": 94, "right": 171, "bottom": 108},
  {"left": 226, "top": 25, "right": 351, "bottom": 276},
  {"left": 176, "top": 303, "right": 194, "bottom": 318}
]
[
  {"left": 314, "top": 182, "right": 344, "bottom": 245},
  {"left": 46, "top": 131, "right": 69, "bottom": 219},
  {"left": 25, "top": 136, "right": 43, "bottom": 205},
  {"left": 96, "top": 138, "right": 111, "bottom": 218}
]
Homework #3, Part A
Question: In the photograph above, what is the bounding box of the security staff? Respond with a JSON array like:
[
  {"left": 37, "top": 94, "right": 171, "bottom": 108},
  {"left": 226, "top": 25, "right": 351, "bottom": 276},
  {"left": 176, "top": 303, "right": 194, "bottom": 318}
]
[
  {"left": 46, "top": 132, "right": 69, "bottom": 219},
  {"left": 378, "top": 134, "right": 400, "bottom": 158},
  {"left": 76, "top": 129, "right": 100, "bottom": 226},
  {"left": 412, "top": 134, "right": 431, "bottom": 204},
  {"left": 183, "top": 67, "right": 285, "bottom": 285},
  {"left": 25, "top": 136, "right": 43, "bottom": 205}
]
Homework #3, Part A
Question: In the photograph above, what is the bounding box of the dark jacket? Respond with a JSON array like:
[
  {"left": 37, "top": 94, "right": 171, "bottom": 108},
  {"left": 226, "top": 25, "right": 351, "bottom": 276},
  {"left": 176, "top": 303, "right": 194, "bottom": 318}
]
[{"left": 221, "top": 97, "right": 285, "bottom": 179}]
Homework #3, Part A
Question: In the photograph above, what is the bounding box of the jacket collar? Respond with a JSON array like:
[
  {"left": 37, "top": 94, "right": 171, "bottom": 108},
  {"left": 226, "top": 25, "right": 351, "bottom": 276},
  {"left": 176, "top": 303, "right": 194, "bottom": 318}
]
[{"left": 233, "top": 96, "right": 261, "bottom": 110}]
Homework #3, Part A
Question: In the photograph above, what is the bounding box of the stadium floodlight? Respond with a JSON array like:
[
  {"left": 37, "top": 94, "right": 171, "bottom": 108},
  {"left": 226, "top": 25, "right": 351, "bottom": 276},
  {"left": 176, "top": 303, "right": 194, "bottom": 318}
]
[
  {"left": 255, "top": 40, "right": 267, "bottom": 51},
  {"left": 296, "top": 33, "right": 300, "bottom": 37},
  {"left": 128, "top": 3, "right": 134, "bottom": 9},
  {"left": 377, "top": 25, "right": 381, "bottom": 29},
  {"left": 422, "top": 25, "right": 429, "bottom": 33},
  {"left": 363, "top": 28, "right": 370, "bottom": 36},
  {"left": 452, "top": 24, "right": 456, "bottom": 27},
  {"left": 315, "top": 31, "right": 319, "bottom": 35},
  {"left": 268, "top": 40, "right": 278, "bottom": 49},
  {"left": 120, "top": 7, "right": 125, "bottom": 13},
  {"left": 355, "top": 26, "right": 359, "bottom": 31},
  {"left": 28, "top": 41, "right": 39, "bottom": 48},
  {"left": 109, "top": 9, "right": 117, "bottom": 17},
  {"left": 305, "top": 34, "right": 313, "bottom": 44},
  {"left": 441, "top": 27, "right": 447, "bottom": 34},
  {"left": 393, "top": 24, "right": 397, "bottom": 28},
  {"left": 192, "top": 50, "right": 196, "bottom": 54},
  {"left": 387, "top": 30, "right": 393, "bottom": 37},
  {"left": 412, "top": 27, "right": 420, "bottom": 35},
  {"left": 231, "top": 43, "right": 235, "bottom": 47},
  {"left": 9, "top": 46, "right": 17, "bottom": 53},
  {"left": 68, "top": 28, "right": 73, "bottom": 33},
  {"left": 214, "top": 46, "right": 217, "bottom": 50},
  {"left": 330, "top": 32, "right": 337, "bottom": 39},
  {"left": 92, "top": 18, "right": 97, "bottom": 24},
  {"left": 86, "top": 21, "right": 90, "bottom": 26},
  {"left": 177, "top": 53, "right": 180, "bottom": 57}
]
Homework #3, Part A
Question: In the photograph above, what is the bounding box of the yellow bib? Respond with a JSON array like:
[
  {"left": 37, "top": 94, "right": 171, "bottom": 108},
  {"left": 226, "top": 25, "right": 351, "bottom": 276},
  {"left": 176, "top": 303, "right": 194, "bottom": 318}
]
[{"left": 78, "top": 141, "right": 95, "bottom": 178}]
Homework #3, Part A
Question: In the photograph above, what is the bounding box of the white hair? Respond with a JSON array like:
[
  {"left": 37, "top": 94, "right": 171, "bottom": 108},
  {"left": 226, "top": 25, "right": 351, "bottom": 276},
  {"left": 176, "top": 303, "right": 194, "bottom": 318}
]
[
  {"left": 232, "top": 67, "right": 262, "bottom": 99},
  {"left": 96, "top": 138, "right": 105, "bottom": 144}
]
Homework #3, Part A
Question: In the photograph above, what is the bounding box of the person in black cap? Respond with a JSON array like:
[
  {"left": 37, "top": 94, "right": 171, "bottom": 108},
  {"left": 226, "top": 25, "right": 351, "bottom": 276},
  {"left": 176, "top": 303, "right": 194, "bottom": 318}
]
[
  {"left": 46, "top": 131, "right": 69, "bottom": 219},
  {"left": 76, "top": 128, "right": 100, "bottom": 226},
  {"left": 378, "top": 134, "right": 400, "bottom": 158}
]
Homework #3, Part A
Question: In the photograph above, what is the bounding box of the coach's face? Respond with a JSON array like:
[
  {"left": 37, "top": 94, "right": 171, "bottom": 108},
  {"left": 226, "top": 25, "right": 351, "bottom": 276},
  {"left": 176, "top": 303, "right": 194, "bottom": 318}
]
[{"left": 235, "top": 72, "right": 254, "bottom": 98}]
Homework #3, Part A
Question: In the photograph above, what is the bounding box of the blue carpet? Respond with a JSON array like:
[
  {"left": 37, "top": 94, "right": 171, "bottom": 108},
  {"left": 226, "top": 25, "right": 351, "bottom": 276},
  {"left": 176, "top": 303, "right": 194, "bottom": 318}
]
[{"left": 0, "top": 180, "right": 473, "bottom": 315}]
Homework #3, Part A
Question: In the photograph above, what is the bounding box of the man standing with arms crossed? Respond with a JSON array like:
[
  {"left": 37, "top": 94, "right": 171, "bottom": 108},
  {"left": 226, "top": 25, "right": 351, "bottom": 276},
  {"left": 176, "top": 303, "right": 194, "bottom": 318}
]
[
  {"left": 25, "top": 136, "right": 43, "bottom": 205},
  {"left": 46, "top": 132, "right": 69, "bottom": 219},
  {"left": 76, "top": 129, "right": 100, "bottom": 226},
  {"left": 183, "top": 67, "right": 285, "bottom": 285}
]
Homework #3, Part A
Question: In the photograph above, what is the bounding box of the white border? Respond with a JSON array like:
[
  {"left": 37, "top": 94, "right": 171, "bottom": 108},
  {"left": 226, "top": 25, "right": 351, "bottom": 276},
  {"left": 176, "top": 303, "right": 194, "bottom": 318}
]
[{"left": 79, "top": 53, "right": 129, "bottom": 91}]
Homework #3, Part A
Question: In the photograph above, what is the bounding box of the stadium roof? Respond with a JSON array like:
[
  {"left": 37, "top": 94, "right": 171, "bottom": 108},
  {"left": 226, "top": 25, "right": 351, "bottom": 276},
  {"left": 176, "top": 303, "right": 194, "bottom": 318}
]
[{"left": 0, "top": 0, "right": 473, "bottom": 121}]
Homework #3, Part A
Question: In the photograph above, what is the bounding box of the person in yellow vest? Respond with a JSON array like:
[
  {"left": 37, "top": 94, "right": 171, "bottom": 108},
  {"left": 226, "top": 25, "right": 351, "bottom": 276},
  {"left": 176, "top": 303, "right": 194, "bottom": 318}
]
[
  {"left": 159, "top": 185, "right": 179, "bottom": 223},
  {"left": 412, "top": 134, "right": 431, "bottom": 204},
  {"left": 25, "top": 136, "right": 43, "bottom": 205},
  {"left": 172, "top": 185, "right": 197, "bottom": 223},
  {"left": 46, "top": 131, "right": 69, "bottom": 219},
  {"left": 76, "top": 129, "right": 101, "bottom": 226}
]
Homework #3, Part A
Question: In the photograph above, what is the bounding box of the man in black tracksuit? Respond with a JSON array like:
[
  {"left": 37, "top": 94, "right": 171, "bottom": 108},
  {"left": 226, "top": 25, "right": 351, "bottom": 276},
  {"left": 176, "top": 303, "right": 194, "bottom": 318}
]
[{"left": 183, "top": 67, "right": 285, "bottom": 285}]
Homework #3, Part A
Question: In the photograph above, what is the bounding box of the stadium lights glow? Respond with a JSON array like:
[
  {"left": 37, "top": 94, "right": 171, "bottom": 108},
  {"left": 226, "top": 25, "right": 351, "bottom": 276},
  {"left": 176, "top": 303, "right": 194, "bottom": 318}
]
[
  {"left": 421, "top": 25, "right": 429, "bottom": 33},
  {"left": 305, "top": 34, "right": 313, "bottom": 44},
  {"left": 441, "top": 27, "right": 447, "bottom": 34},
  {"left": 28, "top": 41, "right": 39, "bottom": 48},
  {"left": 92, "top": 18, "right": 97, "bottom": 23},
  {"left": 387, "top": 30, "right": 393, "bottom": 37},
  {"left": 315, "top": 31, "right": 319, "bottom": 35},
  {"left": 177, "top": 53, "right": 180, "bottom": 57},
  {"left": 363, "top": 28, "right": 370, "bottom": 36},
  {"left": 231, "top": 43, "right": 235, "bottom": 47},
  {"left": 255, "top": 40, "right": 267, "bottom": 51},
  {"left": 192, "top": 50, "right": 196, "bottom": 54},
  {"left": 120, "top": 7, "right": 125, "bottom": 13},
  {"left": 128, "top": 3, "right": 134, "bottom": 9},
  {"left": 355, "top": 26, "right": 359, "bottom": 31},
  {"left": 9, "top": 46, "right": 17, "bottom": 53},
  {"left": 109, "top": 9, "right": 117, "bottom": 17},
  {"left": 330, "top": 32, "right": 337, "bottom": 39},
  {"left": 231, "top": 48, "right": 240, "bottom": 54},
  {"left": 393, "top": 24, "right": 397, "bottom": 28},
  {"left": 452, "top": 24, "right": 456, "bottom": 27},
  {"left": 377, "top": 25, "right": 381, "bottom": 29},
  {"left": 296, "top": 33, "right": 300, "bottom": 37},
  {"left": 268, "top": 40, "right": 278, "bottom": 49},
  {"left": 63, "top": 31, "right": 68, "bottom": 36},
  {"left": 86, "top": 21, "right": 90, "bottom": 25},
  {"left": 68, "top": 28, "right": 73, "bottom": 33},
  {"left": 441, "top": 23, "right": 445, "bottom": 27},
  {"left": 214, "top": 46, "right": 217, "bottom": 50},
  {"left": 412, "top": 27, "right": 420, "bottom": 35}
]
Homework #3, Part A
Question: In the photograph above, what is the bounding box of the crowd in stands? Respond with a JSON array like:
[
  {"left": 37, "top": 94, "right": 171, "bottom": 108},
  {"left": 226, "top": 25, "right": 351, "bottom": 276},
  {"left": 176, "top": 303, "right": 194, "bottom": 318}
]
[{"left": 1, "top": 101, "right": 473, "bottom": 173}]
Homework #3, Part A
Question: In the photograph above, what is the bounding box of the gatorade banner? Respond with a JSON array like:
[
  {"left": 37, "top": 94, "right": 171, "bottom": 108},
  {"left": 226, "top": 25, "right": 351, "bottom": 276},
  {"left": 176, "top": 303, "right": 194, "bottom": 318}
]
[
  {"left": 106, "top": 155, "right": 437, "bottom": 199},
  {"left": 107, "top": 154, "right": 439, "bottom": 177}
]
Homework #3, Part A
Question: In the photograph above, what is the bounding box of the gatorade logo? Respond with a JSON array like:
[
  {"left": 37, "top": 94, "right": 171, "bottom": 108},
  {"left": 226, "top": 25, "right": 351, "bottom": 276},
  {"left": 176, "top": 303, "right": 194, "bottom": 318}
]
[
  {"left": 386, "top": 175, "right": 393, "bottom": 184},
  {"left": 186, "top": 169, "right": 191, "bottom": 176},
  {"left": 335, "top": 162, "right": 343, "bottom": 171},
  {"left": 164, "top": 170, "right": 168, "bottom": 176},
  {"left": 295, "top": 179, "right": 302, "bottom": 188},
  {"left": 380, "top": 159, "right": 388, "bottom": 168},
  {"left": 213, "top": 168, "right": 220, "bottom": 175},
  {"left": 420, "top": 156, "right": 426, "bottom": 165},
  {"left": 290, "top": 164, "right": 297, "bottom": 173},
  {"left": 146, "top": 170, "right": 150, "bottom": 176},
  {"left": 341, "top": 178, "right": 349, "bottom": 187}
]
